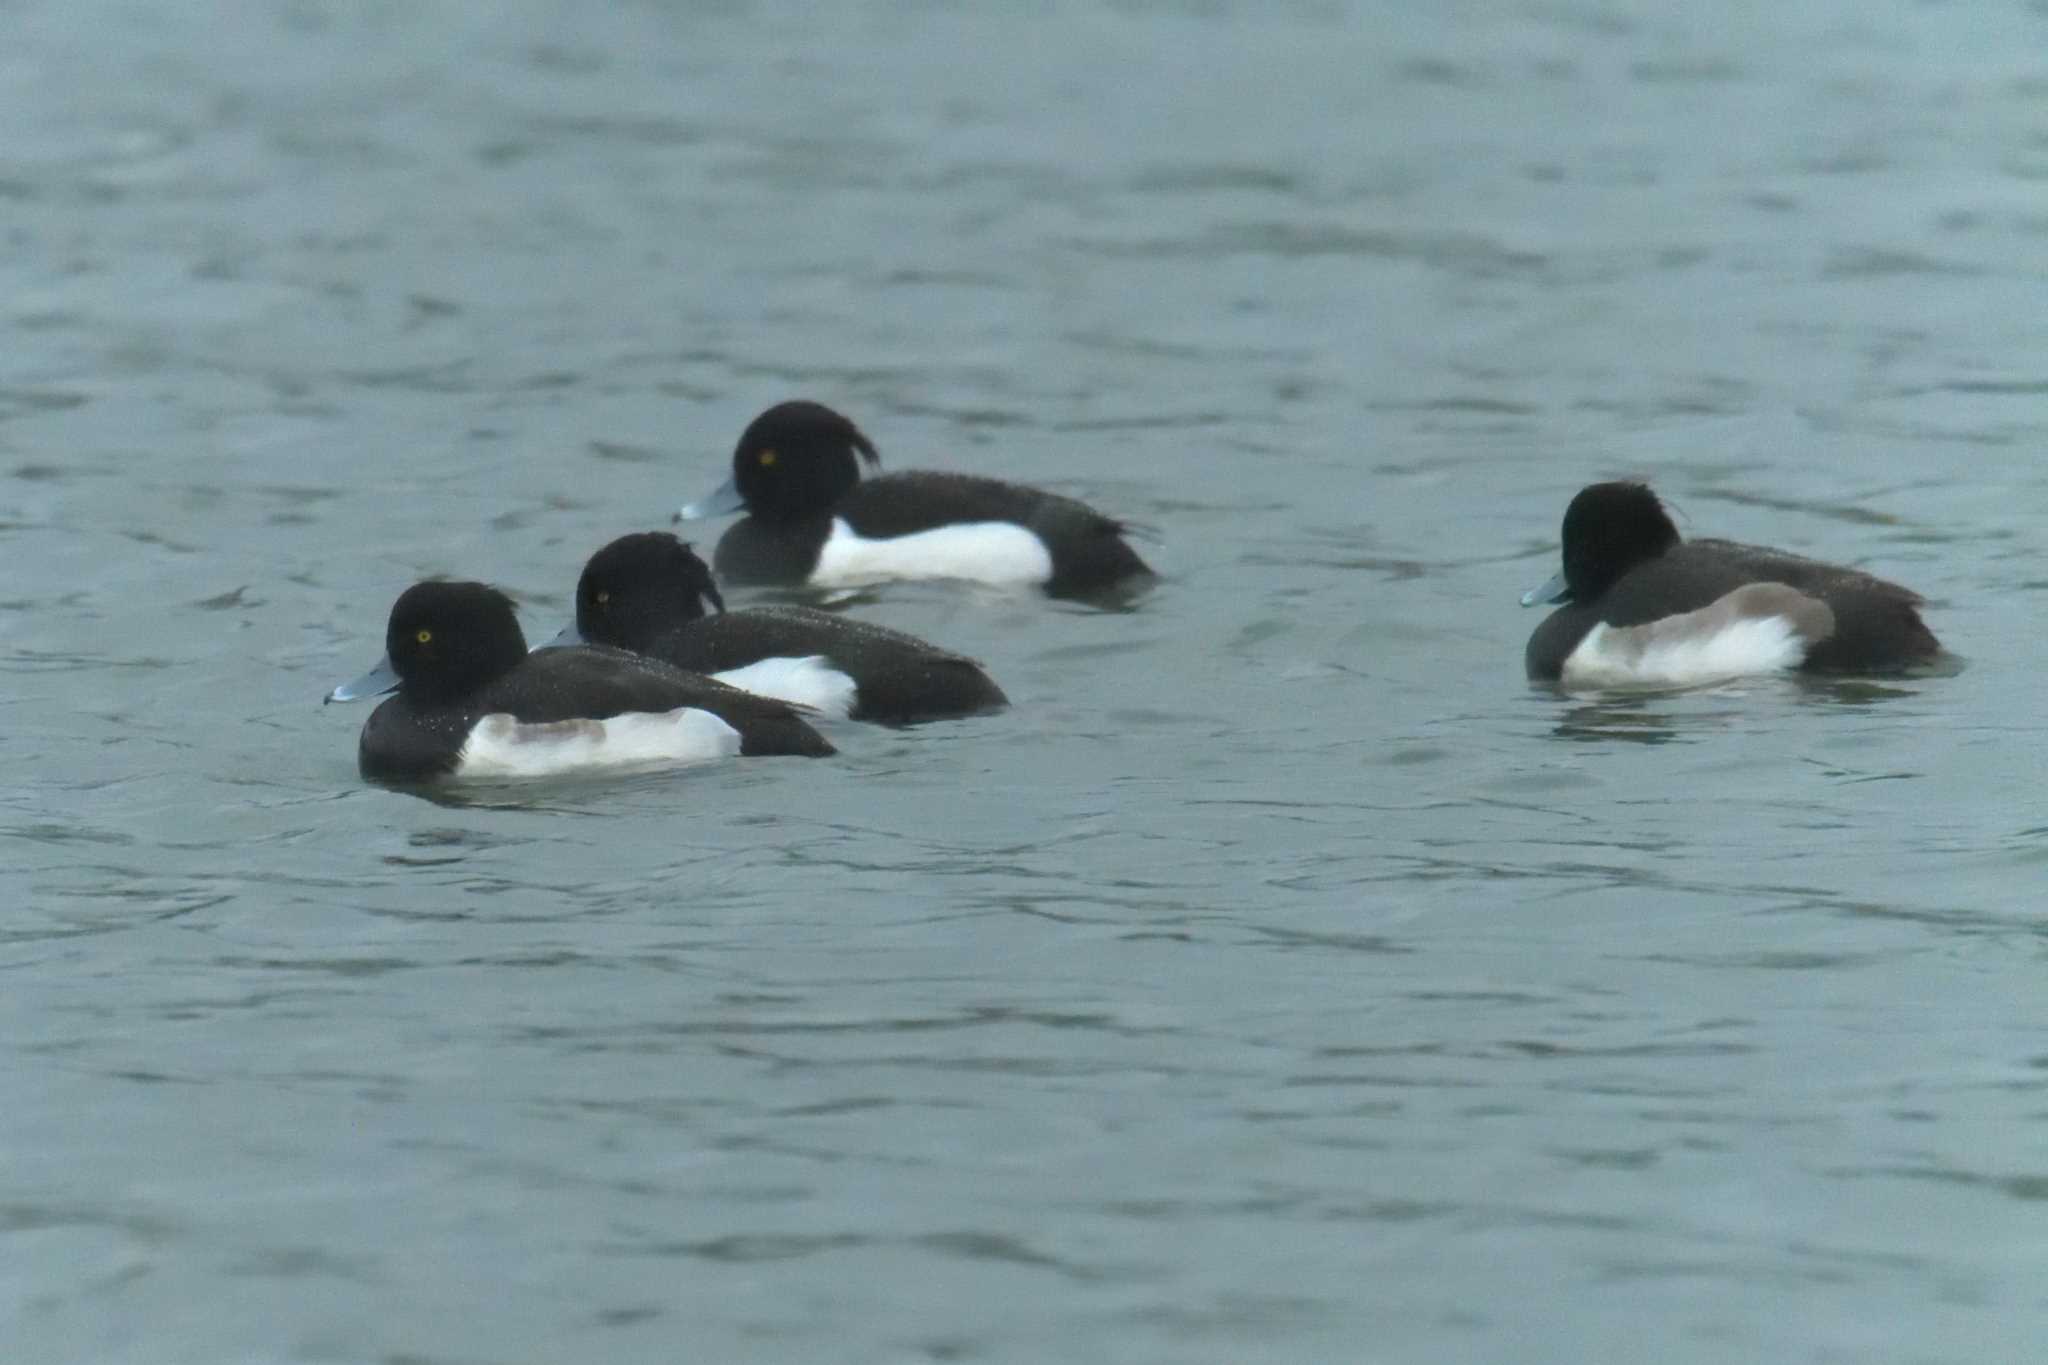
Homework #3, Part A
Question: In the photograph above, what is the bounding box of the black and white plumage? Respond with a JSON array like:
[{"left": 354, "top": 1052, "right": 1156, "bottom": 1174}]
[
  {"left": 573, "top": 533, "right": 1009, "bottom": 724},
  {"left": 327, "top": 580, "right": 832, "bottom": 783},
  {"left": 675, "top": 400, "right": 1153, "bottom": 599}
]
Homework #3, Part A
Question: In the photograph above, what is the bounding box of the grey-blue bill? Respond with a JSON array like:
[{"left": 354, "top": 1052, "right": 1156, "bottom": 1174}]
[
  {"left": 324, "top": 654, "right": 399, "bottom": 704},
  {"left": 1520, "top": 570, "right": 1569, "bottom": 608},
  {"left": 674, "top": 474, "right": 745, "bottom": 523},
  {"left": 540, "top": 623, "right": 586, "bottom": 649}
]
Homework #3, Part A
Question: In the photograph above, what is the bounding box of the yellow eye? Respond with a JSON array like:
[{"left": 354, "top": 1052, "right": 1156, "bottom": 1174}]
[
  {"left": 415, "top": 629, "right": 432, "bottom": 644},
  {"left": 758, "top": 448, "right": 778, "bottom": 467}
]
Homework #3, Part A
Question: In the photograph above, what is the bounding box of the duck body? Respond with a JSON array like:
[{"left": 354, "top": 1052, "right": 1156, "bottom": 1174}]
[
  {"left": 1523, "top": 483, "right": 1940, "bottom": 684},
  {"left": 679, "top": 401, "right": 1152, "bottom": 598},
  {"left": 330, "top": 581, "right": 831, "bottom": 784},
  {"left": 357, "top": 644, "right": 834, "bottom": 782},
  {"left": 646, "top": 605, "right": 1007, "bottom": 723},
  {"left": 576, "top": 532, "right": 1008, "bottom": 723}
]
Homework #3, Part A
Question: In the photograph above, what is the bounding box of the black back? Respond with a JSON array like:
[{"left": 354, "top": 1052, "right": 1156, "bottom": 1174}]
[
  {"left": 839, "top": 471, "right": 1151, "bottom": 596},
  {"left": 657, "top": 606, "right": 1008, "bottom": 723}
]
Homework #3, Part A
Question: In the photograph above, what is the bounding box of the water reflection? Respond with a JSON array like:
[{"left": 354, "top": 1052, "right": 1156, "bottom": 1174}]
[
  {"left": 1544, "top": 695, "right": 1684, "bottom": 745},
  {"left": 1538, "top": 663, "right": 1951, "bottom": 738}
]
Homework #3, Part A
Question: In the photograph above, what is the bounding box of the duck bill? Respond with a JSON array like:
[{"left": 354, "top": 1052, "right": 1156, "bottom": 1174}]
[
  {"left": 540, "top": 622, "right": 586, "bottom": 649},
  {"left": 675, "top": 475, "right": 745, "bottom": 522},
  {"left": 1520, "top": 570, "right": 1570, "bottom": 608},
  {"left": 325, "top": 654, "right": 399, "bottom": 704}
]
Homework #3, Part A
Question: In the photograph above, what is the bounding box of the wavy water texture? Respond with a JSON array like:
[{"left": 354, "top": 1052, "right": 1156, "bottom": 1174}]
[{"left": 1, "top": 3, "right": 2044, "bottom": 1364}]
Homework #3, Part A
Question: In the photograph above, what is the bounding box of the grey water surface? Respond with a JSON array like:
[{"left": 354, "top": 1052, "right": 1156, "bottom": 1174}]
[{"left": 4, "top": 2, "right": 2046, "bottom": 1362}]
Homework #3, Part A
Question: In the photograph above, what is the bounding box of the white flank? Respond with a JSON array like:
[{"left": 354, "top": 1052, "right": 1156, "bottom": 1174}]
[
  {"left": 810, "top": 517, "right": 1054, "bottom": 589},
  {"left": 455, "top": 707, "right": 741, "bottom": 778},
  {"left": 710, "top": 656, "right": 858, "bottom": 719},
  {"left": 1562, "top": 614, "right": 1808, "bottom": 691}
]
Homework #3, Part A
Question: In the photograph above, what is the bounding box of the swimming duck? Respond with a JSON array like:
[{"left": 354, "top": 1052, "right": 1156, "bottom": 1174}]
[
  {"left": 327, "top": 580, "right": 832, "bottom": 782},
  {"left": 675, "top": 400, "right": 1153, "bottom": 598},
  {"left": 1522, "top": 481, "right": 1940, "bottom": 685},
  {"left": 568, "top": 532, "right": 1009, "bottom": 723}
]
